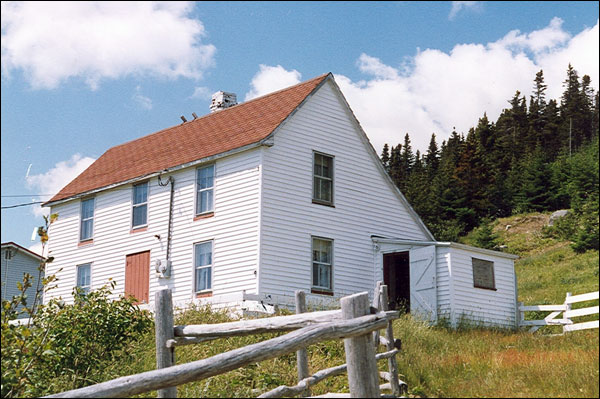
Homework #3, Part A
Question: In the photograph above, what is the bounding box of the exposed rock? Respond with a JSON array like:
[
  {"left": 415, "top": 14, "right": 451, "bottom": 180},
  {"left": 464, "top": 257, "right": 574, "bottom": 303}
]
[{"left": 548, "top": 209, "right": 570, "bottom": 226}]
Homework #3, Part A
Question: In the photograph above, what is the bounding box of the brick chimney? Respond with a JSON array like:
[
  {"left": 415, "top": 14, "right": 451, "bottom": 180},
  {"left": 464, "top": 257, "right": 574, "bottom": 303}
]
[{"left": 210, "top": 91, "right": 237, "bottom": 112}]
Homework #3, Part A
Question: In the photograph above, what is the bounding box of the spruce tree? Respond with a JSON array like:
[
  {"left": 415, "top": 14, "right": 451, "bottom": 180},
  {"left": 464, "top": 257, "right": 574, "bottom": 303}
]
[{"left": 381, "top": 143, "right": 390, "bottom": 172}]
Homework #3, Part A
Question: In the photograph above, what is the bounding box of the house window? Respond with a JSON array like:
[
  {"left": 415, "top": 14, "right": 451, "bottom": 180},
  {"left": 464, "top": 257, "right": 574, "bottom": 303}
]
[
  {"left": 194, "top": 241, "right": 213, "bottom": 292},
  {"left": 76, "top": 263, "right": 91, "bottom": 295},
  {"left": 313, "top": 152, "right": 334, "bottom": 205},
  {"left": 196, "top": 165, "right": 215, "bottom": 215},
  {"left": 80, "top": 198, "right": 95, "bottom": 241},
  {"left": 312, "top": 237, "right": 333, "bottom": 291},
  {"left": 132, "top": 182, "right": 148, "bottom": 228},
  {"left": 472, "top": 258, "right": 496, "bottom": 290}
]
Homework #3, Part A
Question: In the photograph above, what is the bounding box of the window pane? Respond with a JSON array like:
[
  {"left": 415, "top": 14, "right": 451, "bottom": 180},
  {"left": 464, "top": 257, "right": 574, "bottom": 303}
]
[
  {"left": 319, "top": 264, "right": 331, "bottom": 289},
  {"left": 82, "top": 199, "right": 94, "bottom": 219},
  {"left": 312, "top": 263, "right": 319, "bottom": 286},
  {"left": 195, "top": 242, "right": 212, "bottom": 267},
  {"left": 133, "top": 183, "right": 148, "bottom": 205},
  {"left": 196, "top": 267, "right": 212, "bottom": 291},
  {"left": 132, "top": 204, "right": 147, "bottom": 227},
  {"left": 319, "top": 179, "right": 331, "bottom": 202},
  {"left": 81, "top": 219, "right": 93, "bottom": 240},
  {"left": 198, "top": 165, "right": 214, "bottom": 189},
  {"left": 77, "top": 264, "right": 91, "bottom": 293},
  {"left": 199, "top": 189, "right": 213, "bottom": 213}
]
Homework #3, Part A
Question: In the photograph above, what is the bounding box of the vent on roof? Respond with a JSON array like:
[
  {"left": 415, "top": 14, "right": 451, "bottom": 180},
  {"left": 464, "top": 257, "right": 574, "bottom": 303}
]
[{"left": 210, "top": 91, "right": 237, "bottom": 113}]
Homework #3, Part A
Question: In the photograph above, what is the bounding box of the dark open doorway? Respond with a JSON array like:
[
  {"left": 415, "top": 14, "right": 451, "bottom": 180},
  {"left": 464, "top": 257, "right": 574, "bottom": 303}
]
[{"left": 383, "top": 252, "right": 410, "bottom": 312}]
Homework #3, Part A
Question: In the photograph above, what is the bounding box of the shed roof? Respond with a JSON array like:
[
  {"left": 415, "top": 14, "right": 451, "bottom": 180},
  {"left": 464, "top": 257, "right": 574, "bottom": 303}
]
[{"left": 44, "top": 73, "right": 331, "bottom": 206}]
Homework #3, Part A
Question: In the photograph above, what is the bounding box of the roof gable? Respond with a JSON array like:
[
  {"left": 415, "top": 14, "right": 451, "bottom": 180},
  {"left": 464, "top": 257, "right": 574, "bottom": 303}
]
[{"left": 45, "top": 73, "right": 330, "bottom": 205}]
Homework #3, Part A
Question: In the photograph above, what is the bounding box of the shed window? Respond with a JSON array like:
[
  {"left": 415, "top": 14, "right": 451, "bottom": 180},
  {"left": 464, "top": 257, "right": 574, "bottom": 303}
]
[
  {"left": 194, "top": 241, "right": 213, "bottom": 292},
  {"left": 132, "top": 182, "right": 148, "bottom": 228},
  {"left": 76, "top": 263, "right": 91, "bottom": 295},
  {"left": 472, "top": 258, "right": 495, "bottom": 290},
  {"left": 312, "top": 237, "right": 333, "bottom": 290},
  {"left": 313, "top": 152, "right": 334, "bottom": 205},
  {"left": 196, "top": 165, "right": 215, "bottom": 215},
  {"left": 80, "top": 198, "right": 95, "bottom": 241}
]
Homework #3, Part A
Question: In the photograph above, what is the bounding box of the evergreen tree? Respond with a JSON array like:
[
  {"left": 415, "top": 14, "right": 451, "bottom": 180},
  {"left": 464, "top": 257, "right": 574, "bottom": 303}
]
[
  {"left": 424, "top": 133, "right": 440, "bottom": 176},
  {"left": 381, "top": 143, "right": 390, "bottom": 172}
]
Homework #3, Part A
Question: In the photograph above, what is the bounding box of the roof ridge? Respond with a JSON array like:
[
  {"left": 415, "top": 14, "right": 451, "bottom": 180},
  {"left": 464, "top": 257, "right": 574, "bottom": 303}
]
[{"left": 110, "top": 73, "right": 331, "bottom": 152}]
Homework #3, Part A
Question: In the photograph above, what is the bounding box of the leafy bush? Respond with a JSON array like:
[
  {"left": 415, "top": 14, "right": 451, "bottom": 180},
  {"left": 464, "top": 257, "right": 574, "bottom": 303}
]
[{"left": 1, "top": 281, "right": 152, "bottom": 397}]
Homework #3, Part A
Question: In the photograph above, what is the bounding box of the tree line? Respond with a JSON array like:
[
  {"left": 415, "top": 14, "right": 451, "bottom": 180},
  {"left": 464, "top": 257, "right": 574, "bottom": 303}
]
[{"left": 381, "top": 64, "right": 599, "bottom": 250}]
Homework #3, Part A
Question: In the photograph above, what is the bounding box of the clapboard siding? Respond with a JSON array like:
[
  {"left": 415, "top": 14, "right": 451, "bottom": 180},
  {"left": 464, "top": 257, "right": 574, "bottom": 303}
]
[
  {"left": 449, "top": 248, "right": 516, "bottom": 327},
  {"left": 260, "top": 80, "right": 430, "bottom": 297},
  {"left": 1, "top": 247, "right": 43, "bottom": 317},
  {"left": 46, "top": 150, "right": 261, "bottom": 306}
]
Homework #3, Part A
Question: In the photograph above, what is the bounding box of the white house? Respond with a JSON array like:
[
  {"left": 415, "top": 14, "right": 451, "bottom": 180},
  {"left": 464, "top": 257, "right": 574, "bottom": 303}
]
[
  {"left": 43, "top": 73, "right": 518, "bottom": 328},
  {"left": 1, "top": 242, "right": 45, "bottom": 318}
]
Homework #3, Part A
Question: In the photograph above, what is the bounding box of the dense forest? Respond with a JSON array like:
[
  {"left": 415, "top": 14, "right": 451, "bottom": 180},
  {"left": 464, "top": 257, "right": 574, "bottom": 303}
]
[{"left": 382, "top": 64, "right": 599, "bottom": 251}]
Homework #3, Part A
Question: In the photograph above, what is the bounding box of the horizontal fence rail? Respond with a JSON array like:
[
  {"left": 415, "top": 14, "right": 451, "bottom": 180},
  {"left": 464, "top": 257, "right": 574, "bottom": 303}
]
[
  {"left": 44, "top": 287, "right": 404, "bottom": 399},
  {"left": 518, "top": 290, "right": 599, "bottom": 333}
]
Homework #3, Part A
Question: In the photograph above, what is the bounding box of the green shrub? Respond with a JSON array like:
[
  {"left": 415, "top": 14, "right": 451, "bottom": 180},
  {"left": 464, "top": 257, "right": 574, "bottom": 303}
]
[{"left": 1, "top": 280, "right": 152, "bottom": 397}]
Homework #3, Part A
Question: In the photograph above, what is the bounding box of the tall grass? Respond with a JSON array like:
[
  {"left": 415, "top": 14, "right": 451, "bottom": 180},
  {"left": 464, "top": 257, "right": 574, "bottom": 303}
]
[{"left": 71, "top": 212, "right": 600, "bottom": 397}]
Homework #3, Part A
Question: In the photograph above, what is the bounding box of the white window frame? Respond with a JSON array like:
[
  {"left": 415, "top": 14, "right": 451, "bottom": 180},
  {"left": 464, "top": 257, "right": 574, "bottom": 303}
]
[
  {"left": 312, "top": 151, "right": 334, "bottom": 206},
  {"left": 76, "top": 263, "right": 92, "bottom": 295},
  {"left": 195, "top": 164, "right": 215, "bottom": 216},
  {"left": 194, "top": 240, "right": 214, "bottom": 293},
  {"left": 472, "top": 257, "right": 496, "bottom": 290},
  {"left": 132, "top": 181, "right": 149, "bottom": 229},
  {"left": 79, "top": 197, "right": 95, "bottom": 242},
  {"left": 311, "top": 236, "right": 333, "bottom": 291}
]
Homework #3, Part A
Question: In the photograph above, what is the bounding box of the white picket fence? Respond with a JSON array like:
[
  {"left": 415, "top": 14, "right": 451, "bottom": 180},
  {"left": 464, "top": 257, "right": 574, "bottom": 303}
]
[{"left": 518, "top": 291, "right": 599, "bottom": 333}]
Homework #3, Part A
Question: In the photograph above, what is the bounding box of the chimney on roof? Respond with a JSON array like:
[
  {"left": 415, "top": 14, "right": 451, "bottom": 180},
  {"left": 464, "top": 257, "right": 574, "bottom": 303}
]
[{"left": 210, "top": 91, "right": 237, "bottom": 113}]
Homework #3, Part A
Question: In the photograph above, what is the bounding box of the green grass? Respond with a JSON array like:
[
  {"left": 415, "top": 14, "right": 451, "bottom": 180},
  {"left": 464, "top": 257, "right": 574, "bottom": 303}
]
[{"left": 71, "top": 212, "right": 600, "bottom": 397}]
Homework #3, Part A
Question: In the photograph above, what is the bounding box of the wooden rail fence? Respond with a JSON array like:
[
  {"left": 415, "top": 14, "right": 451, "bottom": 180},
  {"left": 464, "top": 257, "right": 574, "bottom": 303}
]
[
  {"left": 44, "top": 284, "right": 407, "bottom": 398},
  {"left": 518, "top": 290, "right": 599, "bottom": 333}
]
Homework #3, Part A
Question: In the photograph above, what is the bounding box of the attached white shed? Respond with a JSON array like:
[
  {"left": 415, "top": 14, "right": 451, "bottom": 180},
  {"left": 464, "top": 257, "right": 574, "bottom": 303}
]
[{"left": 372, "top": 238, "right": 519, "bottom": 329}]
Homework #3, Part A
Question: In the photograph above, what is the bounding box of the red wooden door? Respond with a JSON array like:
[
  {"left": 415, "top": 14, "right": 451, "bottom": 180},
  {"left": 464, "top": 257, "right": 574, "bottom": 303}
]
[{"left": 125, "top": 251, "right": 150, "bottom": 304}]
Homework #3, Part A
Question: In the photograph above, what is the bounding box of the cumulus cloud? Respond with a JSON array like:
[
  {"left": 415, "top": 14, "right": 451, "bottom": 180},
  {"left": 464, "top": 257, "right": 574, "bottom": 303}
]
[
  {"left": 333, "top": 18, "right": 599, "bottom": 154},
  {"left": 190, "top": 86, "right": 212, "bottom": 100},
  {"left": 449, "top": 1, "right": 481, "bottom": 20},
  {"left": 1, "top": 2, "right": 216, "bottom": 90},
  {"left": 245, "top": 64, "right": 302, "bottom": 101},
  {"left": 26, "top": 154, "right": 96, "bottom": 217}
]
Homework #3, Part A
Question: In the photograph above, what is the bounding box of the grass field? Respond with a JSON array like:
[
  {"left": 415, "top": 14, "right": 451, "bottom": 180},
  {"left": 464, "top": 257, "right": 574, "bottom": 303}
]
[{"left": 100, "top": 212, "right": 598, "bottom": 398}]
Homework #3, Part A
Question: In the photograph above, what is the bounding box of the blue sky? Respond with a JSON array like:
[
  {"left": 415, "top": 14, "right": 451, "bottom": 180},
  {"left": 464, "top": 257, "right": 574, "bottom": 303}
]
[{"left": 1, "top": 1, "right": 599, "bottom": 252}]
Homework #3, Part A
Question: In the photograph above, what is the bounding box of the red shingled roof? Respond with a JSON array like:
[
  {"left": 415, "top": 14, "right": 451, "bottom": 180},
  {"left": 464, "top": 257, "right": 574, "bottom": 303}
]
[{"left": 45, "top": 73, "right": 330, "bottom": 205}]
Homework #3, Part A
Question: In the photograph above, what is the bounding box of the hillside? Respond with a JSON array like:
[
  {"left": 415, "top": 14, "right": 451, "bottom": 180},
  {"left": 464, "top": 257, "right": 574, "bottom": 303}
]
[{"left": 99, "top": 212, "right": 597, "bottom": 398}]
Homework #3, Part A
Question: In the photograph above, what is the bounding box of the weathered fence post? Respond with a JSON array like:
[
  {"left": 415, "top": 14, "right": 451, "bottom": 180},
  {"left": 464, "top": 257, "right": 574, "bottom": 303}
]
[
  {"left": 380, "top": 285, "right": 402, "bottom": 396},
  {"left": 517, "top": 301, "right": 524, "bottom": 329},
  {"left": 295, "top": 290, "right": 310, "bottom": 397},
  {"left": 563, "top": 292, "right": 571, "bottom": 334},
  {"left": 341, "top": 292, "right": 380, "bottom": 398},
  {"left": 372, "top": 281, "right": 382, "bottom": 350},
  {"left": 155, "top": 289, "right": 177, "bottom": 398}
]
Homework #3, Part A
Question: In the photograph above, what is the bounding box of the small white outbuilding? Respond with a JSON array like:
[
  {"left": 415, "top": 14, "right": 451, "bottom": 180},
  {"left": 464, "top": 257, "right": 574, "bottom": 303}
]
[{"left": 373, "top": 238, "right": 519, "bottom": 329}]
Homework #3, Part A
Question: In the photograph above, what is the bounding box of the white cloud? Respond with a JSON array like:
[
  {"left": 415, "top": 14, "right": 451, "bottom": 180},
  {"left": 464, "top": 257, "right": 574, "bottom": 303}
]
[
  {"left": 449, "top": 1, "right": 481, "bottom": 20},
  {"left": 333, "top": 19, "right": 599, "bottom": 155},
  {"left": 26, "top": 154, "right": 96, "bottom": 217},
  {"left": 132, "top": 86, "right": 152, "bottom": 110},
  {"left": 1, "top": 2, "right": 216, "bottom": 90},
  {"left": 190, "top": 86, "right": 212, "bottom": 100},
  {"left": 245, "top": 64, "right": 302, "bottom": 101}
]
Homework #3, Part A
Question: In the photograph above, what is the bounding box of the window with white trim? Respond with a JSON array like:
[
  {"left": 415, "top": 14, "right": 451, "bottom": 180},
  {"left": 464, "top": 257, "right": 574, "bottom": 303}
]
[
  {"left": 194, "top": 241, "right": 213, "bottom": 292},
  {"left": 312, "top": 237, "right": 333, "bottom": 290},
  {"left": 80, "top": 198, "right": 95, "bottom": 241},
  {"left": 196, "top": 165, "right": 215, "bottom": 215},
  {"left": 313, "top": 152, "right": 334, "bottom": 205},
  {"left": 472, "top": 258, "right": 496, "bottom": 290},
  {"left": 76, "top": 263, "right": 91, "bottom": 295},
  {"left": 132, "top": 182, "right": 148, "bottom": 228}
]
